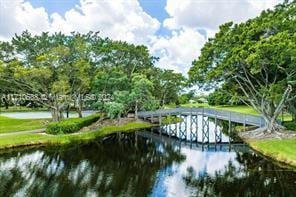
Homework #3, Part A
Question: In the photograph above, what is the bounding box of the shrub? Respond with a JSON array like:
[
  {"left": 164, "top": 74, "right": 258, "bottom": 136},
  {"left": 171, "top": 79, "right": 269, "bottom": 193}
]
[
  {"left": 207, "top": 90, "right": 231, "bottom": 106},
  {"left": 284, "top": 121, "right": 296, "bottom": 131},
  {"left": 104, "top": 102, "right": 125, "bottom": 119},
  {"left": 46, "top": 114, "right": 100, "bottom": 135},
  {"left": 162, "top": 116, "right": 183, "bottom": 125}
]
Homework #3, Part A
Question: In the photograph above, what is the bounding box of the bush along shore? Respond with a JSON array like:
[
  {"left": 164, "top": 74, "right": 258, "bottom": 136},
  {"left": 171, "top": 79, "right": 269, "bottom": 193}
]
[{"left": 46, "top": 114, "right": 101, "bottom": 134}]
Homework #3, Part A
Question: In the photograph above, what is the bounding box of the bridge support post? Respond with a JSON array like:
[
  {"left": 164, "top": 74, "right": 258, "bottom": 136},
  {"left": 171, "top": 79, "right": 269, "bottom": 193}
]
[
  {"left": 159, "top": 113, "right": 162, "bottom": 136},
  {"left": 214, "top": 112, "right": 218, "bottom": 145},
  {"left": 190, "top": 108, "right": 198, "bottom": 143},
  {"left": 168, "top": 112, "right": 171, "bottom": 138},
  {"left": 228, "top": 112, "right": 231, "bottom": 150},
  {"left": 202, "top": 108, "right": 209, "bottom": 144},
  {"left": 171, "top": 114, "right": 178, "bottom": 137},
  {"left": 179, "top": 113, "right": 187, "bottom": 141},
  {"left": 214, "top": 111, "right": 222, "bottom": 144}
]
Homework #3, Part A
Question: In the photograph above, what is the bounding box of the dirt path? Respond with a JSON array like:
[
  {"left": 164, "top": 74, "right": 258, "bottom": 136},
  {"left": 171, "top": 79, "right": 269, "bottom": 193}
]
[{"left": 0, "top": 129, "right": 45, "bottom": 137}]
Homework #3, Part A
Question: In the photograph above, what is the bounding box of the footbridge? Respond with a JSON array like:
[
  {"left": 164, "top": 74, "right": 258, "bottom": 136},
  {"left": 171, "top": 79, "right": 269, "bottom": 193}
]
[
  {"left": 137, "top": 107, "right": 265, "bottom": 144},
  {"left": 138, "top": 107, "right": 265, "bottom": 127}
]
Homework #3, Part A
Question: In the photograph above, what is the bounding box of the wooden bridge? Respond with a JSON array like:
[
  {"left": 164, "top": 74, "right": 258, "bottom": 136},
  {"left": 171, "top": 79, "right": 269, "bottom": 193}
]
[{"left": 137, "top": 107, "right": 265, "bottom": 144}]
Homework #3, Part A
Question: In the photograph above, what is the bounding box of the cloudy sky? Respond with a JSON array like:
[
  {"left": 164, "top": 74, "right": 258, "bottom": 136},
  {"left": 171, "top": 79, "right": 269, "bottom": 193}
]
[{"left": 0, "top": 0, "right": 283, "bottom": 75}]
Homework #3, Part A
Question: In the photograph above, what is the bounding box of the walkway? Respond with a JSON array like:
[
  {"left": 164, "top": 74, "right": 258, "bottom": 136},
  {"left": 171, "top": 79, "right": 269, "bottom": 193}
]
[{"left": 138, "top": 107, "right": 265, "bottom": 127}]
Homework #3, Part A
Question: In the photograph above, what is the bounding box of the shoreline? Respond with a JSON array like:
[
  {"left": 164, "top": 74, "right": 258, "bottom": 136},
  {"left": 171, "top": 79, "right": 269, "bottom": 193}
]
[
  {"left": 1, "top": 115, "right": 295, "bottom": 169},
  {"left": 0, "top": 121, "right": 154, "bottom": 151},
  {"left": 239, "top": 129, "right": 296, "bottom": 168}
]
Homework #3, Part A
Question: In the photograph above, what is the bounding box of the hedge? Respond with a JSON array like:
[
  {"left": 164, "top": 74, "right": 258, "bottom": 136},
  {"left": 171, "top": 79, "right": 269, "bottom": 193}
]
[
  {"left": 46, "top": 114, "right": 100, "bottom": 135},
  {"left": 284, "top": 121, "right": 296, "bottom": 131}
]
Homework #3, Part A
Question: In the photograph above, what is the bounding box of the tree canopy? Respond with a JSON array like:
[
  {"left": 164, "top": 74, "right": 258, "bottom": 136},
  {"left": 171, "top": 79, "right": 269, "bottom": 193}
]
[
  {"left": 189, "top": 1, "right": 296, "bottom": 131},
  {"left": 0, "top": 31, "right": 185, "bottom": 121}
]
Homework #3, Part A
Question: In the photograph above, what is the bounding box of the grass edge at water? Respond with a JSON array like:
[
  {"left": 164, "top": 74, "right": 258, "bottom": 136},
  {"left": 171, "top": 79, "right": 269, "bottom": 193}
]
[
  {"left": 0, "top": 121, "right": 152, "bottom": 150},
  {"left": 249, "top": 139, "right": 296, "bottom": 167}
]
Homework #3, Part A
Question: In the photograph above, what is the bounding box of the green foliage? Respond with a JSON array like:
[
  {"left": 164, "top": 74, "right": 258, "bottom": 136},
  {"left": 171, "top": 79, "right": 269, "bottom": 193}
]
[
  {"left": 189, "top": 1, "right": 296, "bottom": 130},
  {"left": 150, "top": 68, "right": 186, "bottom": 106},
  {"left": 178, "top": 90, "right": 195, "bottom": 104},
  {"left": 284, "top": 122, "right": 296, "bottom": 131},
  {"left": 208, "top": 89, "right": 232, "bottom": 105},
  {"left": 46, "top": 114, "right": 100, "bottom": 135},
  {"left": 96, "top": 73, "right": 160, "bottom": 118},
  {"left": 161, "top": 116, "right": 183, "bottom": 125},
  {"left": 1, "top": 30, "right": 185, "bottom": 118},
  {"left": 104, "top": 102, "right": 125, "bottom": 119}
]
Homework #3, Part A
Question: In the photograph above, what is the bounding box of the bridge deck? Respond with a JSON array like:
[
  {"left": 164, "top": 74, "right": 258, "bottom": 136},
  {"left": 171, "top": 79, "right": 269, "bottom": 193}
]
[{"left": 138, "top": 107, "right": 265, "bottom": 127}]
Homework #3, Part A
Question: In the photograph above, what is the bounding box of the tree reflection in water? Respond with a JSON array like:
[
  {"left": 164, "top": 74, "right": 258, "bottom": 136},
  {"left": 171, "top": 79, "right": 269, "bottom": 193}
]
[
  {"left": 0, "top": 132, "right": 185, "bottom": 196},
  {"left": 183, "top": 152, "right": 296, "bottom": 196}
]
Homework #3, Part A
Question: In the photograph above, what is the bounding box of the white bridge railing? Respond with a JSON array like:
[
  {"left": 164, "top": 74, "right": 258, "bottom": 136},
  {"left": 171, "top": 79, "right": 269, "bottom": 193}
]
[{"left": 138, "top": 107, "right": 265, "bottom": 127}]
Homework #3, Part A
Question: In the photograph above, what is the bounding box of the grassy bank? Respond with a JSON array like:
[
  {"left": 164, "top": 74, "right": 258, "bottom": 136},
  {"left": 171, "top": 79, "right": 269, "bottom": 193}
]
[
  {"left": 176, "top": 103, "right": 293, "bottom": 121},
  {"left": 0, "top": 106, "right": 47, "bottom": 112},
  {"left": 0, "top": 121, "right": 152, "bottom": 150},
  {"left": 249, "top": 139, "right": 296, "bottom": 167},
  {"left": 0, "top": 116, "right": 47, "bottom": 133}
]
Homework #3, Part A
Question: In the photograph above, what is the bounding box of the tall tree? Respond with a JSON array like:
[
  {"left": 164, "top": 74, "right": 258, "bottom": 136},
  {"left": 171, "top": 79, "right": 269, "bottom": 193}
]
[
  {"left": 189, "top": 1, "right": 296, "bottom": 132},
  {"left": 150, "top": 68, "right": 185, "bottom": 106}
]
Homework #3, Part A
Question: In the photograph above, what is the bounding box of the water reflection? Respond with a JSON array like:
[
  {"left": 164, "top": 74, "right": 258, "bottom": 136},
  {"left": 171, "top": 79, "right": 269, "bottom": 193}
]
[
  {"left": 0, "top": 131, "right": 295, "bottom": 196},
  {"left": 160, "top": 116, "right": 245, "bottom": 143},
  {"left": 183, "top": 151, "right": 296, "bottom": 196},
  {"left": 0, "top": 133, "right": 184, "bottom": 196}
]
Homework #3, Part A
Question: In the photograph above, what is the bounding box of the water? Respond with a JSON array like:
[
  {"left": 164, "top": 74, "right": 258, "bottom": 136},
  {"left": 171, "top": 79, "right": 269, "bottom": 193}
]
[
  {"left": 0, "top": 130, "right": 295, "bottom": 197},
  {"left": 0, "top": 110, "right": 96, "bottom": 119},
  {"left": 161, "top": 116, "right": 231, "bottom": 143}
]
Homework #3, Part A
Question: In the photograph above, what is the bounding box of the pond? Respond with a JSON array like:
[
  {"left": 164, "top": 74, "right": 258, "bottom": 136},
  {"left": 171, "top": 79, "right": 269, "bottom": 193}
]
[
  {"left": 0, "top": 129, "right": 295, "bottom": 196},
  {"left": 0, "top": 110, "right": 96, "bottom": 119}
]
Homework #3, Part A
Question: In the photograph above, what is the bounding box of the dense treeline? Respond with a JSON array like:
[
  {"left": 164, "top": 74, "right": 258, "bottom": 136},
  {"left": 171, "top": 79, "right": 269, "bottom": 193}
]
[
  {"left": 0, "top": 31, "right": 185, "bottom": 121},
  {"left": 189, "top": 1, "right": 296, "bottom": 132}
]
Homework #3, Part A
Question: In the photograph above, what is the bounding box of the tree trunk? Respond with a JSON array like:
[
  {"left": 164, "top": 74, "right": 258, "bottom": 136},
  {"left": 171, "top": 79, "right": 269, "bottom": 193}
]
[
  {"left": 135, "top": 100, "right": 138, "bottom": 120},
  {"left": 3, "top": 98, "right": 8, "bottom": 110},
  {"left": 50, "top": 97, "right": 64, "bottom": 122},
  {"left": 66, "top": 105, "right": 69, "bottom": 119},
  {"left": 264, "top": 116, "right": 280, "bottom": 133},
  {"left": 77, "top": 95, "right": 83, "bottom": 118},
  {"left": 51, "top": 108, "right": 60, "bottom": 122}
]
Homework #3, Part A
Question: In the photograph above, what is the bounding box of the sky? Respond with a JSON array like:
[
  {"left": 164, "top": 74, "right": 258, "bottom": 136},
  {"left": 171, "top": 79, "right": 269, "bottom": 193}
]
[{"left": 0, "top": 0, "right": 284, "bottom": 75}]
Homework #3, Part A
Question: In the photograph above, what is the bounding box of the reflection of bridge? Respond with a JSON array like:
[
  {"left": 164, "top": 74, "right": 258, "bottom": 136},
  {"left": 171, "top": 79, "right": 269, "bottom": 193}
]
[
  {"left": 138, "top": 107, "right": 265, "bottom": 144},
  {"left": 138, "top": 130, "right": 250, "bottom": 152}
]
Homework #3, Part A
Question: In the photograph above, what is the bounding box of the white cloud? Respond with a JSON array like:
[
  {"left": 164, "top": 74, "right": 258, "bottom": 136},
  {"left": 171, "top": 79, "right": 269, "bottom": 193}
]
[
  {"left": 164, "top": 0, "right": 283, "bottom": 31},
  {"left": 0, "top": 0, "right": 160, "bottom": 44},
  {"left": 0, "top": 0, "right": 284, "bottom": 75},
  {"left": 0, "top": 0, "right": 50, "bottom": 40},
  {"left": 49, "top": 0, "right": 160, "bottom": 44},
  {"left": 154, "top": 0, "right": 283, "bottom": 76},
  {"left": 150, "top": 28, "right": 206, "bottom": 75}
]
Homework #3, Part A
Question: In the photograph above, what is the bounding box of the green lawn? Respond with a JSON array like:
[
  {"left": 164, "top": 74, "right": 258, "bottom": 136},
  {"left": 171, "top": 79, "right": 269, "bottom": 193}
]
[
  {"left": 178, "top": 103, "right": 292, "bottom": 121},
  {"left": 0, "top": 116, "right": 47, "bottom": 133},
  {"left": 0, "top": 106, "right": 47, "bottom": 112},
  {"left": 0, "top": 121, "right": 152, "bottom": 149},
  {"left": 250, "top": 139, "right": 296, "bottom": 167}
]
